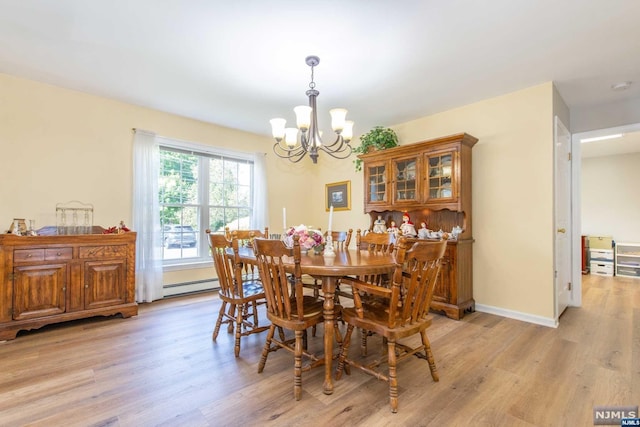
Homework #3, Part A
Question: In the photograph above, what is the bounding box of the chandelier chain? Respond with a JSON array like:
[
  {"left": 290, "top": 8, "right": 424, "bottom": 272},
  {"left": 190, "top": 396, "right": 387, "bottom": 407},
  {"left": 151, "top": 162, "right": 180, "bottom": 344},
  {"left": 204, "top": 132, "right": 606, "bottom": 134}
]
[{"left": 309, "top": 64, "right": 315, "bottom": 90}]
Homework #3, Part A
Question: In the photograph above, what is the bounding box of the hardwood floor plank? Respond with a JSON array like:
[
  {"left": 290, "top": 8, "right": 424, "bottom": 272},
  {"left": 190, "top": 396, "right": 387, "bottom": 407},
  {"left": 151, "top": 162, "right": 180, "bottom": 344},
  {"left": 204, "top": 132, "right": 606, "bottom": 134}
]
[{"left": 0, "top": 275, "right": 638, "bottom": 426}]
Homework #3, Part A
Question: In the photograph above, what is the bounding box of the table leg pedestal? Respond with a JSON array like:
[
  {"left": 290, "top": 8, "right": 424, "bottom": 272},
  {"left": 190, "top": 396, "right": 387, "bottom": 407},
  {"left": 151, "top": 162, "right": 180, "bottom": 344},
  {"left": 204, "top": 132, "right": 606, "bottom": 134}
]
[{"left": 322, "top": 277, "right": 337, "bottom": 395}]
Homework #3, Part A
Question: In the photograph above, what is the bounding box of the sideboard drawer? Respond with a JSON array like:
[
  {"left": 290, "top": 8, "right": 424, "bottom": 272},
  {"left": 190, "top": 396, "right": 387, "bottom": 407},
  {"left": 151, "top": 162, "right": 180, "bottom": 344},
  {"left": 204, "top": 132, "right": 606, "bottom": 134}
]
[
  {"left": 79, "top": 245, "right": 128, "bottom": 259},
  {"left": 14, "top": 249, "right": 45, "bottom": 263},
  {"left": 45, "top": 247, "right": 73, "bottom": 261}
]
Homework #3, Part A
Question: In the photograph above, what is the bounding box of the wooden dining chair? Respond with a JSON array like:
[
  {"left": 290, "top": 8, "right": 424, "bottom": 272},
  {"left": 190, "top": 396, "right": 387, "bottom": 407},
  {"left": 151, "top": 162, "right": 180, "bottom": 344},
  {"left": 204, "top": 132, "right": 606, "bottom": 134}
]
[
  {"left": 341, "top": 229, "right": 395, "bottom": 291},
  {"left": 335, "top": 237, "right": 447, "bottom": 413},
  {"left": 227, "top": 227, "right": 269, "bottom": 283},
  {"left": 207, "top": 231, "right": 269, "bottom": 357},
  {"left": 325, "top": 229, "right": 353, "bottom": 251},
  {"left": 349, "top": 229, "right": 399, "bottom": 352},
  {"left": 356, "top": 228, "right": 394, "bottom": 254},
  {"left": 302, "top": 229, "right": 355, "bottom": 301},
  {"left": 225, "top": 226, "right": 269, "bottom": 245},
  {"left": 252, "top": 234, "right": 325, "bottom": 401}
]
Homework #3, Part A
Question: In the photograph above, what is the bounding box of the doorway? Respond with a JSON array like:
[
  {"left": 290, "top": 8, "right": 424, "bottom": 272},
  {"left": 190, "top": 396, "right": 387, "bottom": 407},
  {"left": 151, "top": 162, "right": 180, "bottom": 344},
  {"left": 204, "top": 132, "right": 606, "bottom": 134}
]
[{"left": 571, "top": 122, "right": 640, "bottom": 308}]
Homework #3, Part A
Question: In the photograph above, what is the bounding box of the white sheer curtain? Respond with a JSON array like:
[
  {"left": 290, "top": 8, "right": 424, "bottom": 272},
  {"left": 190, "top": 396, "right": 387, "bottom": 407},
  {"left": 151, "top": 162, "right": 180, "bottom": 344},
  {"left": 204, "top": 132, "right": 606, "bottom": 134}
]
[
  {"left": 132, "top": 129, "right": 163, "bottom": 302},
  {"left": 251, "top": 152, "right": 268, "bottom": 232}
]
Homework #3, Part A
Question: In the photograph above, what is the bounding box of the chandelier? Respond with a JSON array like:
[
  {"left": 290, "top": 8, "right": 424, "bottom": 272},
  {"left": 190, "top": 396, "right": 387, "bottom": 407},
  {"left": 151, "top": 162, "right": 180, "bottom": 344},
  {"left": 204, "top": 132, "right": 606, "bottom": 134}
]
[{"left": 270, "top": 55, "right": 354, "bottom": 164}]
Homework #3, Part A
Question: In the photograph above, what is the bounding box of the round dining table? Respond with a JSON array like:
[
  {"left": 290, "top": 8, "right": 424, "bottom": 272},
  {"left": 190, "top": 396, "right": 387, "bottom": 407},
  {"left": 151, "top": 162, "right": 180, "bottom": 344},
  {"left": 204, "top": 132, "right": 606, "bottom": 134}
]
[{"left": 235, "top": 246, "right": 396, "bottom": 394}]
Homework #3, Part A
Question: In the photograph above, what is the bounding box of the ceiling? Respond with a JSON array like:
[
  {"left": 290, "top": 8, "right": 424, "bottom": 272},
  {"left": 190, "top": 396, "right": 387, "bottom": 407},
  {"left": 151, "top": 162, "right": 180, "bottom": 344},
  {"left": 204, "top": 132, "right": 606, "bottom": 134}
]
[
  {"left": 580, "top": 129, "right": 640, "bottom": 159},
  {"left": 1, "top": 0, "right": 640, "bottom": 146}
]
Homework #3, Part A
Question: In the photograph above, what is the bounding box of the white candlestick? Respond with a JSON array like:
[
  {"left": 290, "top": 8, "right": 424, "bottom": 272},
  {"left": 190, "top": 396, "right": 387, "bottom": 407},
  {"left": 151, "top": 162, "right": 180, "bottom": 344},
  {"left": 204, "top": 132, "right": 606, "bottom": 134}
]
[
  {"left": 328, "top": 205, "right": 333, "bottom": 232},
  {"left": 283, "top": 207, "right": 287, "bottom": 230}
]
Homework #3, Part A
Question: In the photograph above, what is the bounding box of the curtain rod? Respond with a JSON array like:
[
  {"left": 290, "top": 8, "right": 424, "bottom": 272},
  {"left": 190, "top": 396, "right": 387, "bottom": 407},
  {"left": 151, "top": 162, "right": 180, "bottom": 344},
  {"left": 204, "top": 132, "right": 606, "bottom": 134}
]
[{"left": 132, "top": 127, "right": 155, "bottom": 135}]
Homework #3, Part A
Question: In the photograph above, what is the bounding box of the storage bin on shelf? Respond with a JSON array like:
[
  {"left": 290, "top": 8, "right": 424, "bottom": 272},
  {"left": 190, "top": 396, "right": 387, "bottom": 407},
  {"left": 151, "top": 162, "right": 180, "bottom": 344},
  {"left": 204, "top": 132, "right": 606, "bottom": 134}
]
[
  {"left": 590, "top": 249, "right": 614, "bottom": 262},
  {"left": 588, "top": 238, "right": 613, "bottom": 277},
  {"left": 590, "top": 262, "right": 614, "bottom": 277},
  {"left": 587, "top": 236, "right": 613, "bottom": 250}
]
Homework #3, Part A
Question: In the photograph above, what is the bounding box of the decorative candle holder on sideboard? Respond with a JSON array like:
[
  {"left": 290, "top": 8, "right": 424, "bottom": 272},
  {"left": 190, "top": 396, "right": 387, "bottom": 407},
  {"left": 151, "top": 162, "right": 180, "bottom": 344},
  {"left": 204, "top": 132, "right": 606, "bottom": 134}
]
[
  {"left": 358, "top": 132, "right": 477, "bottom": 319},
  {"left": 56, "top": 200, "right": 94, "bottom": 235}
]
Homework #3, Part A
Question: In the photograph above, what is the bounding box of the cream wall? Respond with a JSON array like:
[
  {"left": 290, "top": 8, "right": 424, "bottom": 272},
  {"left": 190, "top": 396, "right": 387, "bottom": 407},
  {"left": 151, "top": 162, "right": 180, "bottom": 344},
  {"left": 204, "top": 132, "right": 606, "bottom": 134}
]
[
  {"left": 2, "top": 73, "right": 559, "bottom": 319},
  {"left": 0, "top": 73, "right": 310, "bottom": 288},
  {"left": 0, "top": 73, "right": 282, "bottom": 227},
  {"left": 300, "top": 155, "right": 370, "bottom": 233},
  {"left": 309, "top": 83, "right": 557, "bottom": 320},
  {"left": 391, "top": 83, "right": 556, "bottom": 320},
  {"left": 581, "top": 152, "right": 640, "bottom": 242}
]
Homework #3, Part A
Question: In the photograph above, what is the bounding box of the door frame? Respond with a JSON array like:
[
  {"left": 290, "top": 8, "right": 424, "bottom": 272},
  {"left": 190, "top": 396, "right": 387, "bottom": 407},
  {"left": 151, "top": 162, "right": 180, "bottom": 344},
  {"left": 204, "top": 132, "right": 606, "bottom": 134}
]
[
  {"left": 570, "top": 132, "right": 582, "bottom": 308},
  {"left": 554, "top": 116, "right": 572, "bottom": 319},
  {"left": 570, "top": 121, "right": 640, "bottom": 308}
]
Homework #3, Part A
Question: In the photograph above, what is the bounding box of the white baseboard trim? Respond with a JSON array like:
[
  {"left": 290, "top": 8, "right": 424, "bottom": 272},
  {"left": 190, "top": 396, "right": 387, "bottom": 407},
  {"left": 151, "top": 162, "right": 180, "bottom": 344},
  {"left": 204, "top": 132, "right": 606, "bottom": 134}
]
[{"left": 475, "top": 304, "right": 558, "bottom": 328}]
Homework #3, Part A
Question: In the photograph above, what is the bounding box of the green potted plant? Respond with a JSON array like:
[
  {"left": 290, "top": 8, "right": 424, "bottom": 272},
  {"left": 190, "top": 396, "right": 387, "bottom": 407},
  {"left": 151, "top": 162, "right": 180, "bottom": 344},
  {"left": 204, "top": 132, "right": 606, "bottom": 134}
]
[{"left": 353, "top": 126, "right": 399, "bottom": 171}]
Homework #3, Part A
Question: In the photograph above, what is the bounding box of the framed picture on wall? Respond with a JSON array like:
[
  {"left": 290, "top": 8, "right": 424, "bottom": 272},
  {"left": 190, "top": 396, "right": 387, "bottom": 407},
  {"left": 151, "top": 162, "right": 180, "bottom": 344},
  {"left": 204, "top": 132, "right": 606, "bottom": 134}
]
[{"left": 325, "top": 180, "right": 351, "bottom": 211}]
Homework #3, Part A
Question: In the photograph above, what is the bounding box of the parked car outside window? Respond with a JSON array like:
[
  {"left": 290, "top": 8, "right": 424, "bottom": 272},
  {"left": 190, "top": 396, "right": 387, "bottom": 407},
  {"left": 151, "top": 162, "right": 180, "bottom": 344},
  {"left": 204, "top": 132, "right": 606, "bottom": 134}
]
[{"left": 163, "top": 225, "right": 197, "bottom": 248}]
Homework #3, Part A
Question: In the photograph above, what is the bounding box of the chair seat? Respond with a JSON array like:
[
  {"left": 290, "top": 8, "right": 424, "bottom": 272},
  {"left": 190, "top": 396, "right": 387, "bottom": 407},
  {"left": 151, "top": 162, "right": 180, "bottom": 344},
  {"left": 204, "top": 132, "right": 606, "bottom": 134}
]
[
  {"left": 218, "top": 281, "right": 265, "bottom": 302},
  {"left": 294, "top": 296, "right": 324, "bottom": 317},
  {"left": 341, "top": 306, "right": 433, "bottom": 340},
  {"left": 266, "top": 296, "right": 324, "bottom": 331},
  {"left": 241, "top": 281, "right": 265, "bottom": 297}
]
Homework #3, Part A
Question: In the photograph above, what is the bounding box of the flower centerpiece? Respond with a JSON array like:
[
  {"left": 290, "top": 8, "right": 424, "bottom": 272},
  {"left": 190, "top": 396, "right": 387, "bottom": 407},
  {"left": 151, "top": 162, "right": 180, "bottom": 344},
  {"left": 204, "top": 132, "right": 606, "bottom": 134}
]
[{"left": 284, "top": 224, "right": 325, "bottom": 253}]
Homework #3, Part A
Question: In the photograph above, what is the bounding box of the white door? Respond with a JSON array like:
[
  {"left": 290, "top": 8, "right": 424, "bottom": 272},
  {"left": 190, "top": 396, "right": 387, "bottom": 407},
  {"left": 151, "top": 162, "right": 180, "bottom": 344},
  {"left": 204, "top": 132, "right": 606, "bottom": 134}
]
[{"left": 555, "top": 116, "right": 572, "bottom": 319}]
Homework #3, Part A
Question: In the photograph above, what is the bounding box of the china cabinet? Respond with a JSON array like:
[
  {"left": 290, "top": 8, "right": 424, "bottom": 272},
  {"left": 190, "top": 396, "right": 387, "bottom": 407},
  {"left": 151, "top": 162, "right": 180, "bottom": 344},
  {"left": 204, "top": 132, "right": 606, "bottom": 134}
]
[
  {"left": 0, "top": 231, "right": 137, "bottom": 340},
  {"left": 358, "top": 133, "right": 477, "bottom": 319}
]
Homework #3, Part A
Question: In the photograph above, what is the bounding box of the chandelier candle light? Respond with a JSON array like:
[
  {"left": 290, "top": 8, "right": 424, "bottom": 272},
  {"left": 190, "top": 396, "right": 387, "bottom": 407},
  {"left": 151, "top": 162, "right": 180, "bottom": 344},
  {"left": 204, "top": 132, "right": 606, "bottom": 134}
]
[{"left": 270, "top": 55, "right": 354, "bottom": 164}]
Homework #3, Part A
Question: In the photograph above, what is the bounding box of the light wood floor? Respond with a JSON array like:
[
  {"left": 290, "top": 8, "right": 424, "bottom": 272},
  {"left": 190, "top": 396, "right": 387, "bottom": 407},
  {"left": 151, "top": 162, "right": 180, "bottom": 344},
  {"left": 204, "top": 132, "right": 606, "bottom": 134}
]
[{"left": 0, "top": 274, "right": 638, "bottom": 427}]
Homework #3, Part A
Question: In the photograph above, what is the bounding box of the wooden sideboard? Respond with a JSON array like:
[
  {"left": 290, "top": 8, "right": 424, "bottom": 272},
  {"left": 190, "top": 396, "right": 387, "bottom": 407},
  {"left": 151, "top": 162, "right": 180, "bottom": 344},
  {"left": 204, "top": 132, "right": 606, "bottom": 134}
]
[
  {"left": 358, "top": 133, "right": 477, "bottom": 319},
  {"left": 0, "top": 232, "right": 138, "bottom": 340}
]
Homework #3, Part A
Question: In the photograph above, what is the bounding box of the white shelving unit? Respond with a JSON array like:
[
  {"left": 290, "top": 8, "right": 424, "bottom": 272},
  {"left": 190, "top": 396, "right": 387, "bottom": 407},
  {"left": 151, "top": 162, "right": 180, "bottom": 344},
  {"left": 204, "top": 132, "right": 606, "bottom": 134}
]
[{"left": 615, "top": 242, "right": 640, "bottom": 279}]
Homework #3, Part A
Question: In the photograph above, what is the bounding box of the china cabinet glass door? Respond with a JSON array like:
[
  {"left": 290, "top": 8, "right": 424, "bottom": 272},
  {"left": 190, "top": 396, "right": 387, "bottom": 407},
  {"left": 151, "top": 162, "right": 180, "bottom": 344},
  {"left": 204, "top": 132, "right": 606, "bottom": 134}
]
[
  {"left": 426, "top": 150, "right": 457, "bottom": 202},
  {"left": 392, "top": 156, "right": 420, "bottom": 204},
  {"left": 365, "top": 161, "right": 389, "bottom": 206}
]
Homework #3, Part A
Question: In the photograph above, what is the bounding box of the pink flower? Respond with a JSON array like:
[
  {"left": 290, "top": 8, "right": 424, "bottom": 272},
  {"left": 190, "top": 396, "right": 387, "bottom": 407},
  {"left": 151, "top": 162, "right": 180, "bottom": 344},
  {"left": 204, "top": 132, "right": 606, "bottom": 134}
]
[{"left": 285, "top": 224, "right": 325, "bottom": 250}]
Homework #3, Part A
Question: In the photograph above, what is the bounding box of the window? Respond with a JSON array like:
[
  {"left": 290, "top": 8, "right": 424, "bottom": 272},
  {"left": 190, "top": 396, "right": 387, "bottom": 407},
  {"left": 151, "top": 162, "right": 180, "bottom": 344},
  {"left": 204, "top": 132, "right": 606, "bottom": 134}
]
[{"left": 159, "top": 145, "right": 254, "bottom": 264}]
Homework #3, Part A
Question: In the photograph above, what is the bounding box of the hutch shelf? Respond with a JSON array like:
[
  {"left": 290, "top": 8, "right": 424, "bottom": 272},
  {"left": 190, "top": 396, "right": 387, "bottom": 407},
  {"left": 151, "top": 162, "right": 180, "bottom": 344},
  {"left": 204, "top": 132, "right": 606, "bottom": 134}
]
[
  {"left": 358, "top": 132, "right": 477, "bottom": 319},
  {"left": 0, "top": 231, "right": 138, "bottom": 340}
]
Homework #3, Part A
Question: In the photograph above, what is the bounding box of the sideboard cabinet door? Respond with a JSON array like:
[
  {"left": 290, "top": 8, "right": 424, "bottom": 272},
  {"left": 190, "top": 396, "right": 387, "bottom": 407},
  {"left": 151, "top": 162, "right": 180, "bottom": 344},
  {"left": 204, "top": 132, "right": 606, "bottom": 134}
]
[
  {"left": 84, "top": 260, "right": 127, "bottom": 310},
  {"left": 13, "top": 264, "right": 67, "bottom": 320}
]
